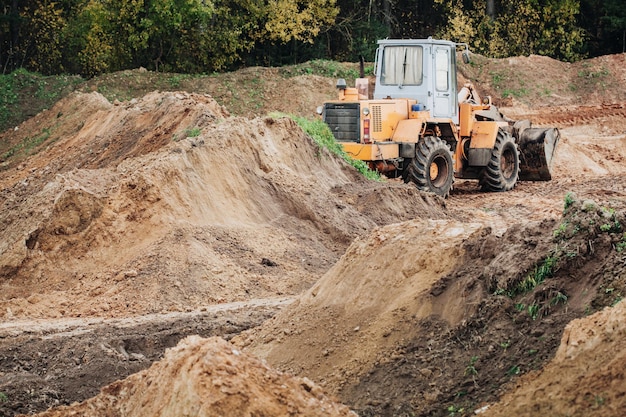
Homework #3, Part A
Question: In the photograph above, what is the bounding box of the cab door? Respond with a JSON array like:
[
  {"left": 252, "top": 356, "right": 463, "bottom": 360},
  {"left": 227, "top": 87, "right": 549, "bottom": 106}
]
[{"left": 432, "top": 46, "right": 458, "bottom": 123}]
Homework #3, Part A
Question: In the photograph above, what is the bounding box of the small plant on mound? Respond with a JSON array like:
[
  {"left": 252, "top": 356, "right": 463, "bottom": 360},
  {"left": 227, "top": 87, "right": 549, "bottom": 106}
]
[
  {"left": 616, "top": 233, "right": 626, "bottom": 253},
  {"left": 500, "top": 254, "right": 558, "bottom": 298},
  {"left": 464, "top": 356, "right": 478, "bottom": 377},
  {"left": 563, "top": 191, "right": 576, "bottom": 211},
  {"left": 185, "top": 127, "right": 201, "bottom": 138},
  {"left": 275, "top": 113, "right": 381, "bottom": 181}
]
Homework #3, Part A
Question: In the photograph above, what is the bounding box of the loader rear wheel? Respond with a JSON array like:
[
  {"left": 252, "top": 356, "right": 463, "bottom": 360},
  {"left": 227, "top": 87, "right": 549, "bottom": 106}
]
[
  {"left": 406, "top": 136, "right": 454, "bottom": 197},
  {"left": 479, "top": 129, "right": 519, "bottom": 192}
]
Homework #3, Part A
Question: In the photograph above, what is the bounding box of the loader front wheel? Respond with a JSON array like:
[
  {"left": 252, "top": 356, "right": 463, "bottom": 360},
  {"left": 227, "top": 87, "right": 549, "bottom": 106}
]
[
  {"left": 406, "top": 136, "right": 454, "bottom": 197},
  {"left": 479, "top": 129, "right": 519, "bottom": 192}
]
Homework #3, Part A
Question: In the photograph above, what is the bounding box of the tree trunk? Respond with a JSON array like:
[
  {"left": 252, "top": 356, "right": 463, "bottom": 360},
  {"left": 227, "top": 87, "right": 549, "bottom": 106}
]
[
  {"left": 486, "top": 0, "right": 495, "bottom": 18},
  {"left": 383, "top": 0, "right": 392, "bottom": 30},
  {"left": 10, "top": 0, "right": 20, "bottom": 47}
]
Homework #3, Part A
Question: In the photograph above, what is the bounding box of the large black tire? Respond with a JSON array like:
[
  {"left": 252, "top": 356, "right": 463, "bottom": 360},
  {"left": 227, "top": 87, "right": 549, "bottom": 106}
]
[
  {"left": 406, "top": 136, "right": 454, "bottom": 197},
  {"left": 479, "top": 129, "right": 520, "bottom": 192}
]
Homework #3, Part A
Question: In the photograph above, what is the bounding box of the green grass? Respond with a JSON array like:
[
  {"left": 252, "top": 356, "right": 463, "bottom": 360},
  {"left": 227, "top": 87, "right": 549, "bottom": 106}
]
[
  {"left": 0, "top": 69, "right": 82, "bottom": 133},
  {"left": 277, "top": 113, "right": 381, "bottom": 181},
  {"left": 464, "top": 356, "right": 478, "bottom": 376},
  {"left": 185, "top": 127, "right": 201, "bottom": 138},
  {"left": 1, "top": 126, "right": 53, "bottom": 161},
  {"left": 506, "top": 365, "right": 521, "bottom": 377},
  {"left": 516, "top": 255, "right": 557, "bottom": 295},
  {"left": 502, "top": 88, "right": 528, "bottom": 98}
]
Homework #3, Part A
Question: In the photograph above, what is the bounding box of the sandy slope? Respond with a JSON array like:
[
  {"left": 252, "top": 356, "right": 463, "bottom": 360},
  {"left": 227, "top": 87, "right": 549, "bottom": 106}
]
[{"left": 0, "top": 91, "right": 444, "bottom": 320}]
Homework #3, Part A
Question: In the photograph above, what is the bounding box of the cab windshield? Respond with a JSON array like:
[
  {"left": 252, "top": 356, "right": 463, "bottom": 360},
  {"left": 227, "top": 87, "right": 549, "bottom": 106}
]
[{"left": 380, "top": 46, "right": 423, "bottom": 86}]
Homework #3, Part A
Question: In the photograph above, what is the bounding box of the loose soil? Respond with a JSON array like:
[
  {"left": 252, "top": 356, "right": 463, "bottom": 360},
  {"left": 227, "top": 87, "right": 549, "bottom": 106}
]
[{"left": 0, "top": 52, "right": 625, "bottom": 417}]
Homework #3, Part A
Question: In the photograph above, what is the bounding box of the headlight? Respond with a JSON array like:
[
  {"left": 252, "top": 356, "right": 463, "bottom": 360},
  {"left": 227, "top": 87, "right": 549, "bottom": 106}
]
[{"left": 362, "top": 108, "right": 370, "bottom": 116}]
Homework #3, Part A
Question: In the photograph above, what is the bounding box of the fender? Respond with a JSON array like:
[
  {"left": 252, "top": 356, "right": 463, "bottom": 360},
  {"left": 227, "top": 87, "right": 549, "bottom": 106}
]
[
  {"left": 468, "top": 121, "right": 499, "bottom": 166},
  {"left": 391, "top": 119, "right": 424, "bottom": 143}
]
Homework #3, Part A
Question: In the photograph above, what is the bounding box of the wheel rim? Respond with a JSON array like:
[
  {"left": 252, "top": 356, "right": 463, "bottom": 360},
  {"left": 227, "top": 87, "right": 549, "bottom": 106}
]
[
  {"left": 430, "top": 155, "right": 450, "bottom": 188},
  {"left": 501, "top": 146, "right": 516, "bottom": 180}
]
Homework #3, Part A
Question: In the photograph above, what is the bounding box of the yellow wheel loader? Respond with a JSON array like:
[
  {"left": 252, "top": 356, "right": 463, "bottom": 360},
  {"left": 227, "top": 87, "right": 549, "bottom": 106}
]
[{"left": 319, "top": 38, "right": 560, "bottom": 196}]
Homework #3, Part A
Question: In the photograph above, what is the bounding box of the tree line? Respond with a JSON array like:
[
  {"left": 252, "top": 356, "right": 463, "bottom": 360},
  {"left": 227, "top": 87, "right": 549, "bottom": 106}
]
[{"left": 1, "top": 0, "right": 625, "bottom": 76}]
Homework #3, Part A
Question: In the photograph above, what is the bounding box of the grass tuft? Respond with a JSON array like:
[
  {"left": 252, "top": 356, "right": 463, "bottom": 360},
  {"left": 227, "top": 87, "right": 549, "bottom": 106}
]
[{"left": 275, "top": 113, "right": 381, "bottom": 181}]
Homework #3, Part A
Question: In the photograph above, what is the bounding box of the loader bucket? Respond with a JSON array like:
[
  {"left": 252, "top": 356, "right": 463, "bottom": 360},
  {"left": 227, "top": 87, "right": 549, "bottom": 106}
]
[{"left": 517, "top": 127, "right": 560, "bottom": 181}]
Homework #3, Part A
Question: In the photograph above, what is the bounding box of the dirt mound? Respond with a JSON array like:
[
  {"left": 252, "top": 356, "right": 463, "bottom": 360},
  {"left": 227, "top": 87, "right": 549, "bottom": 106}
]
[
  {"left": 481, "top": 300, "right": 626, "bottom": 417},
  {"left": 237, "top": 194, "right": 626, "bottom": 416},
  {"left": 235, "top": 218, "right": 487, "bottom": 387},
  {"left": 0, "top": 90, "right": 446, "bottom": 320},
  {"left": 459, "top": 52, "right": 626, "bottom": 109},
  {"left": 24, "top": 335, "right": 356, "bottom": 417}
]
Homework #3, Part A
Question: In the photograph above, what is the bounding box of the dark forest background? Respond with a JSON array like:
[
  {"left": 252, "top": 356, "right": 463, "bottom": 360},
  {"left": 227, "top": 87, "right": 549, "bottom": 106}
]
[{"left": 1, "top": 0, "right": 625, "bottom": 76}]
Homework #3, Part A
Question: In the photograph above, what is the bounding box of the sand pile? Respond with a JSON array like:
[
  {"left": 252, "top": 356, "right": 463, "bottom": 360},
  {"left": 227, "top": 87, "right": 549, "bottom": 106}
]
[
  {"left": 481, "top": 300, "right": 626, "bottom": 417},
  {"left": 24, "top": 336, "right": 357, "bottom": 417},
  {"left": 0, "top": 91, "right": 446, "bottom": 320},
  {"left": 235, "top": 218, "right": 485, "bottom": 389}
]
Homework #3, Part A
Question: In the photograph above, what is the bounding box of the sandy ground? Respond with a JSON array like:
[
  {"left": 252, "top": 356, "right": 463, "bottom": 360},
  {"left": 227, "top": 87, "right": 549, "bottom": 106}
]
[{"left": 1, "top": 52, "right": 625, "bottom": 416}]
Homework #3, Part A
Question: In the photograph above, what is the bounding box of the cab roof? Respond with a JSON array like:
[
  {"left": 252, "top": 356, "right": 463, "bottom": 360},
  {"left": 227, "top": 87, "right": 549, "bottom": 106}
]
[{"left": 376, "top": 38, "right": 456, "bottom": 48}]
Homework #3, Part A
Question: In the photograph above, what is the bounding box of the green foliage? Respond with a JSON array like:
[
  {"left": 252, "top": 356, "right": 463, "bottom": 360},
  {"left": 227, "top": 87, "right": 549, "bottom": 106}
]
[
  {"left": 506, "top": 365, "right": 521, "bottom": 376},
  {"left": 601, "top": 0, "right": 626, "bottom": 53},
  {"left": 185, "top": 127, "right": 201, "bottom": 137},
  {"left": 464, "top": 356, "right": 478, "bottom": 376},
  {"left": 0, "top": 73, "right": 19, "bottom": 129},
  {"left": 262, "top": 0, "right": 338, "bottom": 44},
  {"left": 1, "top": 0, "right": 624, "bottom": 75},
  {"left": 564, "top": 192, "right": 576, "bottom": 210},
  {"left": 447, "top": 404, "right": 465, "bottom": 415},
  {"left": 520, "top": 256, "right": 557, "bottom": 293},
  {"left": 550, "top": 291, "right": 567, "bottom": 306},
  {"left": 2, "top": 127, "right": 53, "bottom": 161},
  {"left": 282, "top": 113, "right": 380, "bottom": 181},
  {"left": 280, "top": 60, "right": 360, "bottom": 80},
  {"left": 578, "top": 65, "right": 610, "bottom": 79},
  {"left": 0, "top": 69, "right": 81, "bottom": 134},
  {"left": 584, "top": 392, "right": 607, "bottom": 408},
  {"left": 527, "top": 302, "right": 540, "bottom": 320},
  {"left": 22, "top": 1, "right": 66, "bottom": 74},
  {"left": 436, "top": 0, "right": 585, "bottom": 61},
  {"left": 498, "top": 254, "right": 558, "bottom": 298},
  {"left": 616, "top": 233, "right": 626, "bottom": 252},
  {"left": 0, "top": 391, "right": 7, "bottom": 402},
  {"left": 600, "top": 221, "right": 622, "bottom": 234},
  {"left": 502, "top": 88, "right": 528, "bottom": 99},
  {"left": 72, "top": 1, "right": 114, "bottom": 77},
  {"left": 611, "top": 294, "right": 623, "bottom": 307},
  {"left": 553, "top": 221, "right": 568, "bottom": 240}
]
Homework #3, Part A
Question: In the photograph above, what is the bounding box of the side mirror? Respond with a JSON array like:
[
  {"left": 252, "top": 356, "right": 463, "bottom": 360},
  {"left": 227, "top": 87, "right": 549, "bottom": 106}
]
[{"left": 462, "top": 51, "right": 471, "bottom": 64}]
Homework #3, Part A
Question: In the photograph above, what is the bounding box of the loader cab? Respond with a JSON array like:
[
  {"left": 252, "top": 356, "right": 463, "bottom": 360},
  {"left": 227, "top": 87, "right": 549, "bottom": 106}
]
[{"left": 374, "top": 39, "right": 459, "bottom": 124}]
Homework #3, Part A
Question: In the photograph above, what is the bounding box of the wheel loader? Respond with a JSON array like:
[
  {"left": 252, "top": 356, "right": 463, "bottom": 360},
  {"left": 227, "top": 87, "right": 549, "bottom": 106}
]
[{"left": 318, "top": 38, "right": 560, "bottom": 196}]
